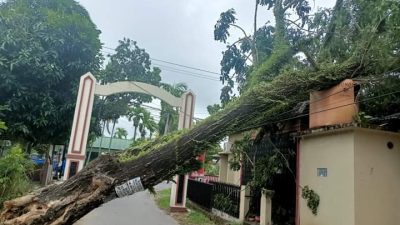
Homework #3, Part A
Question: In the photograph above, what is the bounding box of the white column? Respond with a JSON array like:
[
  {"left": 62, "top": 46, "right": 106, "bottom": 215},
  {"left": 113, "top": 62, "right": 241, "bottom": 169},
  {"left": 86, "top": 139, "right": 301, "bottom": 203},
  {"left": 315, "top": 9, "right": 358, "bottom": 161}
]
[
  {"left": 239, "top": 185, "right": 251, "bottom": 222},
  {"left": 170, "top": 91, "right": 195, "bottom": 212},
  {"left": 63, "top": 73, "right": 96, "bottom": 180},
  {"left": 260, "top": 190, "right": 274, "bottom": 225}
]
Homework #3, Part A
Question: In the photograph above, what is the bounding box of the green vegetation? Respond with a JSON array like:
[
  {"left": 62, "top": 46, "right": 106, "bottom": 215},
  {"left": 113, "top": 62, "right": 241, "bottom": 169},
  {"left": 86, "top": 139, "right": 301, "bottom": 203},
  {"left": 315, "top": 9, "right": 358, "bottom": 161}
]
[
  {"left": 204, "top": 143, "right": 221, "bottom": 176},
  {"left": 99, "top": 38, "right": 161, "bottom": 144},
  {"left": 0, "top": 106, "right": 7, "bottom": 133},
  {"left": 186, "top": 210, "right": 215, "bottom": 225},
  {"left": 154, "top": 188, "right": 216, "bottom": 225},
  {"left": 213, "top": 194, "right": 234, "bottom": 213},
  {"left": 114, "top": 127, "right": 128, "bottom": 139},
  {"left": 301, "top": 186, "right": 320, "bottom": 215},
  {"left": 0, "top": 0, "right": 102, "bottom": 146},
  {"left": 158, "top": 83, "right": 188, "bottom": 135},
  {"left": 154, "top": 188, "right": 170, "bottom": 210},
  {"left": 0, "top": 145, "right": 33, "bottom": 207}
]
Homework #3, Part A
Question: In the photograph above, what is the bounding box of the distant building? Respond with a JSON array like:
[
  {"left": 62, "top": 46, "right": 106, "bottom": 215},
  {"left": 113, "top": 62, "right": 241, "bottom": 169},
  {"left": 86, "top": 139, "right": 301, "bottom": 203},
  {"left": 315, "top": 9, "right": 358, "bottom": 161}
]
[{"left": 86, "top": 136, "right": 133, "bottom": 162}]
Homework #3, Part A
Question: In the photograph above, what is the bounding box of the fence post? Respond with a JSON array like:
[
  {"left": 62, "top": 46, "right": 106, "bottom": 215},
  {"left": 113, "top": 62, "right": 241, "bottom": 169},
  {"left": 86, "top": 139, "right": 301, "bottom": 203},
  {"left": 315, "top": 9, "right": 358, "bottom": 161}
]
[
  {"left": 260, "top": 189, "right": 274, "bottom": 225},
  {"left": 239, "top": 185, "right": 250, "bottom": 222}
]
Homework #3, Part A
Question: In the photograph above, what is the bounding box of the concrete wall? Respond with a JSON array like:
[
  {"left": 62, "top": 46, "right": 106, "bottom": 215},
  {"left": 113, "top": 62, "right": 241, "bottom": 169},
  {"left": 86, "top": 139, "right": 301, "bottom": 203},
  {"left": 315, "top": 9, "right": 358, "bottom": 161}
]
[
  {"left": 354, "top": 129, "right": 400, "bottom": 225},
  {"left": 219, "top": 154, "right": 228, "bottom": 182},
  {"left": 299, "top": 127, "right": 400, "bottom": 225},
  {"left": 226, "top": 153, "right": 241, "bottom": 186},
  {"left": 218, "top": 153, "right": 241, "bottom": 186},
  {"left": 299, "top": 129, "right": 355, "bottom": 225},
  {"left": 218, "top": 133, "right": 244, "bottom": 186}
]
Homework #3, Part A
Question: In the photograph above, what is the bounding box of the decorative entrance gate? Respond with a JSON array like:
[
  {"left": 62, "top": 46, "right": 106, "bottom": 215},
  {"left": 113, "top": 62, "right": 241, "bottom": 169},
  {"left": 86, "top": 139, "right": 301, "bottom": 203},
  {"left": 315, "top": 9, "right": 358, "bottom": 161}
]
[{"left": 63, "top": 72, "right": 195, "bottom": 210}]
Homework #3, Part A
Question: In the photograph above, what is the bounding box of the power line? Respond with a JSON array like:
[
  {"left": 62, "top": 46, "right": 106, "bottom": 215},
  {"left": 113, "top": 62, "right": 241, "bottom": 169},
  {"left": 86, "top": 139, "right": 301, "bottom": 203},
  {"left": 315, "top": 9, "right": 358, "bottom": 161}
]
[
  {"left": 260, "top": 83, "right": 362, "bottom": 124},
  {"left": 238, "top": 89, "right": 400, "bottom": 132},
  {"left": 141, "top": 104, "right": 204, "bottom": 121},
  {"left": 151, "top": 58, "right": 221, "bottom": 76},
  {"left": 103, "top": 46, "right": 221, "bottom": 76},
  {"left": 152, "top": 63, "right": 220, "bottom": 81},
  {"left": 100, "top": 50, "right": 221, "bottom": 82}
]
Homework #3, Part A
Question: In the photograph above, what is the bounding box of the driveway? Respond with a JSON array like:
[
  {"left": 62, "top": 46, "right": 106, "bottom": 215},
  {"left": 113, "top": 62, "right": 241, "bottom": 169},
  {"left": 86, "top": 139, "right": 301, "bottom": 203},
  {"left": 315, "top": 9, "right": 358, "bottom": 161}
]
[{"left": 74, "top": 182, "right": 178, "bottom": 225}]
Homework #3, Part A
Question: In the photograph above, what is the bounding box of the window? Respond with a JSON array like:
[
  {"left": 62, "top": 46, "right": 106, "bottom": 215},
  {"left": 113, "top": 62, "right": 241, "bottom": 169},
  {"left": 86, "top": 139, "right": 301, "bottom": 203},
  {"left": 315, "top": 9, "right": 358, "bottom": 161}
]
[{"left": 317, "top": 168, "right": 327, "bottom": 177}]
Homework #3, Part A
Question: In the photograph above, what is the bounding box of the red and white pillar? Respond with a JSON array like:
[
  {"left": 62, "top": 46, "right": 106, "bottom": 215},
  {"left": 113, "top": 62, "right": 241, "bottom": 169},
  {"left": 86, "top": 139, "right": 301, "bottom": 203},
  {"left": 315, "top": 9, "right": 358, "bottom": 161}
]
[
  {"left": 170, "top": 91, "right": 195, "bottom": 212},
  {"left": 63, "top": 73, "right": 95, "bottom": 180}
]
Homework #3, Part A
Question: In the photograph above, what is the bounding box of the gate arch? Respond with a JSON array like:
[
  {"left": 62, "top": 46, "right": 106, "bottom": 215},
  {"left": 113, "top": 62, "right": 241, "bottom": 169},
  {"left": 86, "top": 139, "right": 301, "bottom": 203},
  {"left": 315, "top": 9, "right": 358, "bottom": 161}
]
[{"left": 63, "top": 72, "right": 195, "bottom": 181}]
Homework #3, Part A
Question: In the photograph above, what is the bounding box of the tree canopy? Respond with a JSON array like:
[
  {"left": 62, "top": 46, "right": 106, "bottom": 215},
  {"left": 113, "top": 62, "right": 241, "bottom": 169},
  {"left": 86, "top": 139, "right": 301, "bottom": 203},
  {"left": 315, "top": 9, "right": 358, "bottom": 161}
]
[{"left": 0, "top": 0, "right": 102, "bottom": 145}]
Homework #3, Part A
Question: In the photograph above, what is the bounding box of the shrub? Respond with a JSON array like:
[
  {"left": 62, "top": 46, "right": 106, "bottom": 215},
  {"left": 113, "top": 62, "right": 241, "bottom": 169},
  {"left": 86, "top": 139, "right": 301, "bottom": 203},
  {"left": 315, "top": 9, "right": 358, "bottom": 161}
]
[{"left": 0, "top": 145, "right": 34, "bottom": 207}]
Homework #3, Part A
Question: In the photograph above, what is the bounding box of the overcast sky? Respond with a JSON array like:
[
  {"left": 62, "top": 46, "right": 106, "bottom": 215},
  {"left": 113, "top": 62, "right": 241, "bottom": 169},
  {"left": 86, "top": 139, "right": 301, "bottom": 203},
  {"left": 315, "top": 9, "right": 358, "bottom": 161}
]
[{"left": 77, "top": 0, "right": 335, "bottom": 137}]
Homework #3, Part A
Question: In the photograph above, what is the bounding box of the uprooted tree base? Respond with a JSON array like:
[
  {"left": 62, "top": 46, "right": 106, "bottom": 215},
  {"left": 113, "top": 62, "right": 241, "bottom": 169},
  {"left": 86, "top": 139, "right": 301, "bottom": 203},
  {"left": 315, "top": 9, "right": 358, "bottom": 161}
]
[{"left": 0, "top": 58, "right": 373, "bottom": 225}]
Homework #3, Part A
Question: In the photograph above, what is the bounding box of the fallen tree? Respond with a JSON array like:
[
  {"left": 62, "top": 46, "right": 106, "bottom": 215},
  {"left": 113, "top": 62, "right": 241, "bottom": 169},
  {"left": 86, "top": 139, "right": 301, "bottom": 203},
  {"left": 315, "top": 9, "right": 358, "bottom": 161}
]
[
  {"left": 0, "top": 58, "right": 370, "bottom": 225},
  {"left": 2, "top": 0, "right": 400, "bottom": 224}
]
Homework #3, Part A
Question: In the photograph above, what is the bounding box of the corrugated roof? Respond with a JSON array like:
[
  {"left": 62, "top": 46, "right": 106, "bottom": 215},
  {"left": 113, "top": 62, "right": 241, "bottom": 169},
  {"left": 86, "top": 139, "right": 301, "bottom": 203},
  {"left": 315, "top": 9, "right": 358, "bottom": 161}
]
[{"left": 90, "top": 137, "right": 132, "bottom": 151}]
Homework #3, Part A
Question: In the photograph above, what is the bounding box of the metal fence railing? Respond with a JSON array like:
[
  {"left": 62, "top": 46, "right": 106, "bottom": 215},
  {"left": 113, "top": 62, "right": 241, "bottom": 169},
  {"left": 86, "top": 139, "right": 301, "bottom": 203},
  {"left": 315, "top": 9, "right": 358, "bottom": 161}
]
[
  {"left": 187, "top": 179, "right": 214, "bottom": 210},
  {"left": 187, "top": 179, "right": 241, "bottom": 218},
  {"left": 211, "top": 181, "right": 241, "bottom": 218}
]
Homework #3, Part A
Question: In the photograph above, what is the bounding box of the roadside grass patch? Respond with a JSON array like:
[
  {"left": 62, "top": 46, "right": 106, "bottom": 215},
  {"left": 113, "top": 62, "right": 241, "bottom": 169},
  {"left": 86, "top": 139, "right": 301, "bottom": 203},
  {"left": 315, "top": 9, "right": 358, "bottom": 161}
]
[
  {"left": 154, "top": 188, "right": 216, "bottom": 225},
  {"left": 186, "top": 210, "right": 214, "bottom": 225},
  {"left": 154, "top": 188, "right": 170, "bottom": 210}
]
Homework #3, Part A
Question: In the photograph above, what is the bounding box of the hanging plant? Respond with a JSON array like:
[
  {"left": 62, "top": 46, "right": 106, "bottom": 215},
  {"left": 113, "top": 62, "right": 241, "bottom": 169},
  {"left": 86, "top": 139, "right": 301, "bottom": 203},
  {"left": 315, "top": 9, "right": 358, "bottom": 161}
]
[{"left": 301, "top": 185, "right": 320, "bottom": 215}]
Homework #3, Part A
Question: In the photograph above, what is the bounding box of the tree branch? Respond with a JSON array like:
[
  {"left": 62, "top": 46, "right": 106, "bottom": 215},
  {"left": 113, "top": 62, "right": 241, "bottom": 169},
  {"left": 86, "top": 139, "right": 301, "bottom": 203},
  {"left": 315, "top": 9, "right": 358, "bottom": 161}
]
[
  {"left": 298, "top": 47, "right": 319, "bottom": 70},
  {"left": 253, "top": 0, "right": 260, "bottom": 64},
  {"left": 322, "top": 0, "right": 344, "bottom": 47},
  {"left": 285, "top": 18, "right": 317, "bottom": 34},
  {"left": 228, "top": 37, "right": 251, "bottom": 49},
  {"left": 229, "top": 24, "right": 250, "bottom": 39}
]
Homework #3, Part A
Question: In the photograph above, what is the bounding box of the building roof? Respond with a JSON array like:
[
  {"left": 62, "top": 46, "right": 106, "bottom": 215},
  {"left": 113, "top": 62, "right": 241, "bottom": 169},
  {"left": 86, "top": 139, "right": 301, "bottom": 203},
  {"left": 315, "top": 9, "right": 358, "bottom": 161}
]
[{"left": 89, "top": 137, "right": 132, "bottom": 151}]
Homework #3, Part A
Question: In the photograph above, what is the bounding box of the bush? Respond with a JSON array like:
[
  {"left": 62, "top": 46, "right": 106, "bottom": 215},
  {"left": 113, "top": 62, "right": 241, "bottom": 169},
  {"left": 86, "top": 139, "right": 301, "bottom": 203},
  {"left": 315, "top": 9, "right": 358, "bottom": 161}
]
[{"left": 0, "top": 145, "right": 34, "bottom": 207}]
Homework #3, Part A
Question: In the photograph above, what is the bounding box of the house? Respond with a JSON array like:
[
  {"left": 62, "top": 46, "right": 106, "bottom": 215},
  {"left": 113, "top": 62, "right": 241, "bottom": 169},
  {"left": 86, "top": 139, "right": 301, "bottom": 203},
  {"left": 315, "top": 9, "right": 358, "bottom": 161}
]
[
  {"left": 216, "top": 79, "right": 400, "bottom": 225},
  {"left": 86, "top": 136, "right": 133, "bottom": 162},
  {"left": 299, "top": 126, "right": 400, "bottom": 225},
  {"left": 218, "top": 133, "right": 243, "bottom": 186}
]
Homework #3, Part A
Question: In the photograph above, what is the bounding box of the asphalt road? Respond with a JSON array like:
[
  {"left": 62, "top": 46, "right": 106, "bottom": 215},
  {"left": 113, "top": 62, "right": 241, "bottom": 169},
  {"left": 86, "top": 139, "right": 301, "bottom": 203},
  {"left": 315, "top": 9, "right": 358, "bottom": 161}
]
[{"left": 74, "top": 182, "right": 178, "bottom": 225}]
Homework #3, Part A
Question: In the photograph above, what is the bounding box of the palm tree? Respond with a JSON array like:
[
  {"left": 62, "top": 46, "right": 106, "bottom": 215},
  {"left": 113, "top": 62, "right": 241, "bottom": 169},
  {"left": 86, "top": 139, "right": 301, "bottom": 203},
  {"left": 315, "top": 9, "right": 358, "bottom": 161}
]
[
  {"left": 114, "top": 127, "right": 128, "bottom": 139},
  {"left": 159, "top": 82, "right": 188, "bottom": 135},
  {"left": 127, "top": 107, "right": 145, "bottom": 141},
  {"left": 160, "top": 82, "right": 188, "bottom": 97},
  {"left": 128, "top": 106, "right": 158, "bottom": 141},
  {"left": 127, "top": 106, "right": 151, "bottom": 140},
  {"left": 146, "top": 119, "right": 158, "bottom": 139},
  {"left": 141, "top": 112, "right": 157, "bottom": 139}
]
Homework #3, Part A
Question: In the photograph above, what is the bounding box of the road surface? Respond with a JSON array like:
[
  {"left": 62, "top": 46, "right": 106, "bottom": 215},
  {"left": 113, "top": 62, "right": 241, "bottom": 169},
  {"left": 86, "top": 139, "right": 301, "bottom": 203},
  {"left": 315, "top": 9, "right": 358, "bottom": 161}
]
[{"left": 74, "top": 182, "right": 178, "bottom": 225}]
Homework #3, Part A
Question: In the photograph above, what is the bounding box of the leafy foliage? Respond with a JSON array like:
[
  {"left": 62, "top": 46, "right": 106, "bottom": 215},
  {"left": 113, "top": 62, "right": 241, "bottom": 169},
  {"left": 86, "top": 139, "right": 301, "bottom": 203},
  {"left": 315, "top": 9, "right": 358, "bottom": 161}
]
[
  {"left": 114, "top": 127, "right": 128, "bottom": 139},
  {"left": 213, "top": 193, "right": 234, "bottom": 212},
  {"left": 100, "top": 38, "right": 161, "bottom": 104},
  {"left": 0, "top": 0, "right": 102, "bottom": 144},
  {"left": 0, "top": 106, "right": 7, "bottom": 134},
  {"left": 214, "top": 0, "right": 311, "bottom": 105},
  {"left": 206, "top": 104, "right": 222, "bottom": 116},
  {"left": 127, "top": 106, "right": 156, "bottom": 141},
  {"left": 158, "top": 82, "right": 187, "bottom": 135},
  {"left": 99, "top": 38, "right": 162, "bottom": 141},
  {"left": 214, "top": 9, "right": 237, "bottom": 43},
  {"left": 301, "top": 185, "right": 320, "bottom": 215},
  {"left": 0, "top": 145, "right": 33, "bottom": 207}
]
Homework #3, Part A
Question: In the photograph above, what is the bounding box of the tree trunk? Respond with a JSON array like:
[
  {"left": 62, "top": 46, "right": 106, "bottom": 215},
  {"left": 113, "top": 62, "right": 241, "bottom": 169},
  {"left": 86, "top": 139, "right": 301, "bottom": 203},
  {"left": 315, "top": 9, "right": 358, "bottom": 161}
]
[
  {"left": 253, "top": 0, "right": 259, "bottom": 64},
  {"left": 108, "top": 119, "right": 116, "bottom": 153},
  {"left": 133, "top": 125, "right": 138, "bottom": 141},
  {"left": 98, "top": 120, "right": 106, "bottom": 156}
]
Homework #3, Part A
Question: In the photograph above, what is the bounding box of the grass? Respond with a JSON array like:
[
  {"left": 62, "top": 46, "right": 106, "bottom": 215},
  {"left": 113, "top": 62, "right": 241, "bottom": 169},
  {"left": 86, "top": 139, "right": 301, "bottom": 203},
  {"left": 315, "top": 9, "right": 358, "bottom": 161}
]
[
  {"left": 186, "top": 211, "right": 215, "bottom": 225},
  {"left": 154, "top": 188, "right": 216, "bottom": 225},
  {"left": 155, "top": 188, "right": 171, "bottom": 210}
]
